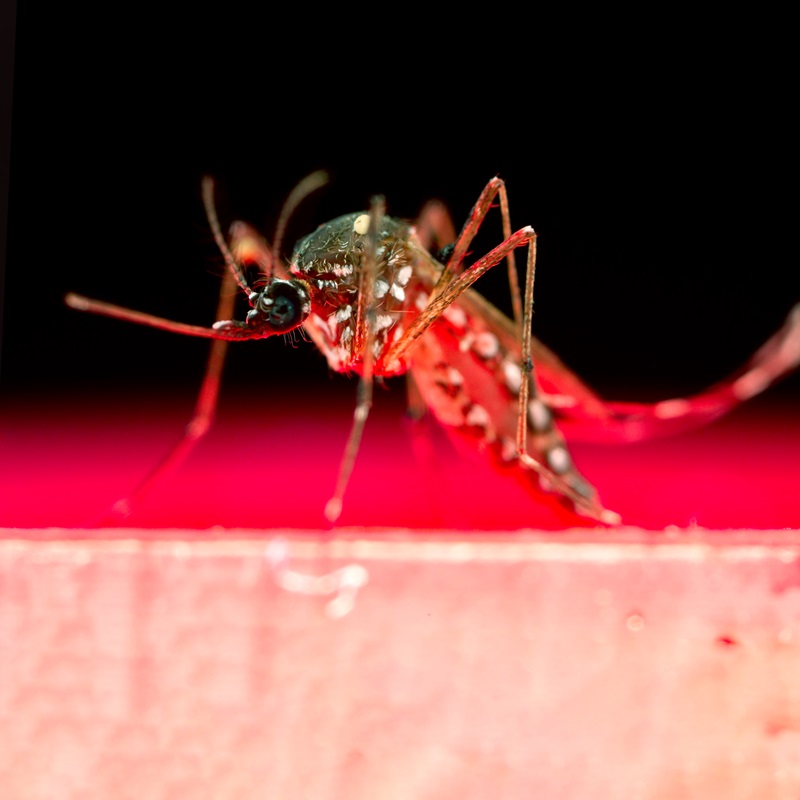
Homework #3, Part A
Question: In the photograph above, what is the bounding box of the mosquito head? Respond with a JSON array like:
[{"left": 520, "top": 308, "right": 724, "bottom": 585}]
[{"left": 245, "top": 278, "right": 312, "bottom": 335}]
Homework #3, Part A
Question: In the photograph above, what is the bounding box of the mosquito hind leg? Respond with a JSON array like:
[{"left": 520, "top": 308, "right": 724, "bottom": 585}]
[
  {"left": 514, "top": 235, "right": 621, "bottom": 525},
  {"left": 395, "top": 185, "right": 621, "bottom": 524}
]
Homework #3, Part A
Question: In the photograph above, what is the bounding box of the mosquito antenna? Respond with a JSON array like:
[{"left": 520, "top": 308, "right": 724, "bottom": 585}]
[
  {"left": 202, "top": 176, "right": 252, "bottom": 294},
  {"left": 270, "top": 170, "right": 329, "bottom": 277}
]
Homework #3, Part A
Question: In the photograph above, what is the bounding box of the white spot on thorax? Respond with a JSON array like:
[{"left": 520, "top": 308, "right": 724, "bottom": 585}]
[
  {"left": 353, "top": 214, "right": 370, "bottom": 235},
  {"left": 331, "top": 263, "right": 353, "bottom": 277},
  {"left": 335, "top": 304, "right": 353, "bottom": 322},
  {"left": 390, "top": 283, "right": 405, "bottom": 301},
  {"left": 374, "top": 279, "right": 389, "bottom": 299},
  {"left": 395, "top": 265, "right": 413, "bottom": 286},
  {"left": 373, "top": 314, "right": 393, "bottom": 332}
]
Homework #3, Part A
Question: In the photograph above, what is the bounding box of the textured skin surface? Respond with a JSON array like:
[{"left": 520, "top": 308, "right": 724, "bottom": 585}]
[{"left": 2, "top": 532, "right": 800, "bottom": 799}]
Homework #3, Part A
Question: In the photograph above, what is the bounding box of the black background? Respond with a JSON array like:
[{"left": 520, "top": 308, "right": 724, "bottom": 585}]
[{"left": 4, "top": 8, "right": 799, "bottom": 408}]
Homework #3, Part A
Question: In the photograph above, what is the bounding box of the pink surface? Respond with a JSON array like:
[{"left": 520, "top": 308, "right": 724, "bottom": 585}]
[
  {"left": 1, "top": 389, "right": 798, "bottom": 533},
  {"left": 2, "top": 390, "right": 800, "bottom": 798},
  {"left": 2, "top": 533, "right": 800, "bottom": 799}
]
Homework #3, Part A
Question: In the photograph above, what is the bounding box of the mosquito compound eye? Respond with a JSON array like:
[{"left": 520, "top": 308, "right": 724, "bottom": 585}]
[{"left": 248, "top": 279, "right": 311, "bottom": 334}]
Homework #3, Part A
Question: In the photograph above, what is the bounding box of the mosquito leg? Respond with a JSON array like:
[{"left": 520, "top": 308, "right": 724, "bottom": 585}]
[
  {"left": 105, "top": 268, "right": 238, "bottom": 520},
  {"left": 389, "top": 225, "right": 538, "bottom": 368},
  {"left": 324, "top": 195, "right": 385, "bottom": 524},
  {"left": 324, "top": 371, "right": 374, "bottom": 524},
  {"left": 516, "top": 235, "right": 537, "bottom": 460},
  {"left": 402, "top": 370, "right": 448, "bottom": 523},
  {"left": 514, "top": 228, "right": 621, "bottom": 525},
  {"left": 400, "top": 218, "right": 621, "bottom": 525},
  {"left": 403, "top": 371, "right": 438, "bottom": 499},
  {"left": 431, "top": 177, "right": 523, "bottom": 331}
]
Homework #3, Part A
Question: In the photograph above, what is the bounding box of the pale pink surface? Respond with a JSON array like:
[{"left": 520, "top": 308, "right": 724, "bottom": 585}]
[{"left": 2, "top": 533, "right": 800, "bottom": 799}]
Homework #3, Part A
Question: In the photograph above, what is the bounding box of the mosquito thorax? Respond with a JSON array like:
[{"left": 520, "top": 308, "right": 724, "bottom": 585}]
[
  {"left": 245, "top": 278, "right": 312, "bottom": 334},
  {"left": 287, "top": 212, "right": 418, "bottom": 372},
  {"left": 290, "top": 212, "right": 412, "bottom": 289}
]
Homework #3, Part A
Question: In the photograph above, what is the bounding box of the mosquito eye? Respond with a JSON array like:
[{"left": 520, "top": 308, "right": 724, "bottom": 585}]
[{"left": 249, "top": 280, "right": 310, "bottom": 333}]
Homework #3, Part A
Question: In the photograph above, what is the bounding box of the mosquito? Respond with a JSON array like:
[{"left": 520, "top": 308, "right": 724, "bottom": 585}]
[{"left": 66, "top": 174, "right": 800, "bottom": 526}]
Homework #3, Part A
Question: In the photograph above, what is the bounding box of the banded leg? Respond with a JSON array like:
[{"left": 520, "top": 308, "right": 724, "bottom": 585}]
[
  {"left": 324, "top": 195, "right": 385, "bottom": 524},
  {"left": 402, "top": 181, "right": 621, "bottom": 523},
  {"left": 429, "top": 177, "right": 523, "bottom": 331},
  {"left": 516, "top": 237, "right": 621, "bottom": 525},
  {"left": 388, "top": 225, "right": 538, "bottom": 368}
]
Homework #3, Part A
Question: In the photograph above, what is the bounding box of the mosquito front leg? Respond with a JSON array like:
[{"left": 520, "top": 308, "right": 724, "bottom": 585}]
[
  {"left": 105, "top": 268, "right": 238, "bottom": 519},
  {"left": 324, "top": 372, "right": 374, "bottom": 524},
  {"left": 324, "top": 195, "right": 386, "bottom": 524}
]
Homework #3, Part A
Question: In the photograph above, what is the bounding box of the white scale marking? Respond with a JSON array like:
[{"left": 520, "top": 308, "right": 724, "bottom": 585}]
[
  {"left": 353, "top": 214, "right": 370, "bottom": 235},
  {"left": 446, "top": 367, "right": 464, "bottom": 386},
  {"left": 473, "top": 331, "right": 500, "bottom": 359},
  {"left": 465, "top": 404, "right": 491, "bottom": 428},
  {"left": 390, "top": 283, "right": 405, "bottom": 301},
  {"left": 395, "top": 265, "right": 413, "bottom": 286},
  {"left": 527, "top": 398, "right": 552, "bottom": 432},
  {"left": 547, "top": 446, "right": 572, "bottom": 475},
  {"left": 503, "top": 361, "right": 522, "bottom": 395},
  {"left": 373, "top": 314, "right": 394, "bottom": 332}
]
